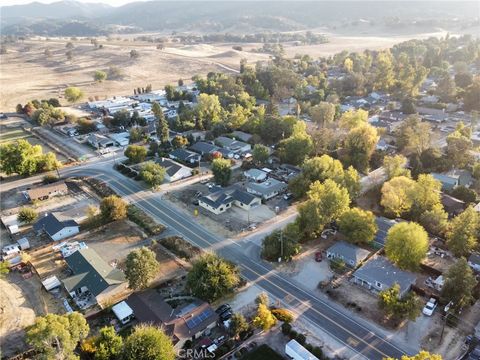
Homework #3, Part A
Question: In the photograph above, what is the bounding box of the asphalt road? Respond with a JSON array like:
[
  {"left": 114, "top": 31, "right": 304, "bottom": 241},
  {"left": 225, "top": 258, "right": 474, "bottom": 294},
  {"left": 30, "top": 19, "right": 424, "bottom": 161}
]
[{"left": 57, "top": 162, "right": 409, "bottom": 360}]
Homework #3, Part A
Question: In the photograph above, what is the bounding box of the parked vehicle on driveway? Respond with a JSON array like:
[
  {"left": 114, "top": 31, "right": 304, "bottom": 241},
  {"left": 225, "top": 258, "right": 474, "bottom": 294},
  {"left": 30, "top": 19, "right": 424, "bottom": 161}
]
[
  {"left": 422, "top": 298, "right": 437, "bottom": 316},
  {"left": 315, "top": 252, "right": 323, "bottom": 262}
]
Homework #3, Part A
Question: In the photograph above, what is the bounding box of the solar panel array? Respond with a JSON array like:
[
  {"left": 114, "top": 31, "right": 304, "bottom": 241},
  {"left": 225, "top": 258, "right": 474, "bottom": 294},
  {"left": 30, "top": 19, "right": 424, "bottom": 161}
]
[{"left": 186, "top": 308, "right": 214, "bottom": 329}]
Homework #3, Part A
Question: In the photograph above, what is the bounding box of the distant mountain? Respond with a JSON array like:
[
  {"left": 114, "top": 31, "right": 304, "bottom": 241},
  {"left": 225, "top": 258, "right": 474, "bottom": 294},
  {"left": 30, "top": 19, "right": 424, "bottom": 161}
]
[{"left": 1, "top": 0, "right": 478, "bottom": 36}]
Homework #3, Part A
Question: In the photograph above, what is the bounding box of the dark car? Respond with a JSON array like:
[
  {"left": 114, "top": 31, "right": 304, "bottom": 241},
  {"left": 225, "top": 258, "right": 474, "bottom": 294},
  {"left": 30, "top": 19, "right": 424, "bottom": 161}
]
[
  {"left": 215, "top": 304, "right": 231, "bottom": 314},
  {"left": 468, "top": 347, "right": 480, "bottom": 360},
  {"left": 220, "top": 310, "right": 232, "bottom": 321}
]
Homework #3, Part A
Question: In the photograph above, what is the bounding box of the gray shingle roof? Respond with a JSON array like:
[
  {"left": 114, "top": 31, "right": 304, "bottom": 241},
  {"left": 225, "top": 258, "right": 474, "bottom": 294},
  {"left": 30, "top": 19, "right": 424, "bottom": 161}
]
[
  {"left": 156, "top": 158, "right": 185, "bottom": 177},
  {"left": 190, "top": 142, "right": 219, "bottom": 154},
  {"left": 353, "top": 256, "right": 417, "bottom": 294},
  {"left": 247, "top": 178, "right": 287, "bottom": 195},
  {"left": 230, "top": 189, "right": 258, "bottom": 205},
  {"left": 33, "top": 213, "right": 79, "bottom": 238},
  {"left": 469, "top": 253, "right": 480, "bottom": 266},
  {"left": 199, "top": 191, "right": 234, "bottom": 209},
  {"left": 327, "top": 241, "right": 370, "bottom": 265},
  {"left": 169, "top": 148, "right": 198, "bottom": 162},
  {"left": 63, "top": 248, "right": 125, "bottom": 297}
]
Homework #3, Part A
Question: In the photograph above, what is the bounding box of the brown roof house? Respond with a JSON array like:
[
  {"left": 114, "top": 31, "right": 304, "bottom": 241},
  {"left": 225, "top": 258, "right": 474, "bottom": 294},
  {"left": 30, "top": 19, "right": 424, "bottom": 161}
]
[
  {"left": 27, "top": 182, "right": 68, "bottom": 202},
  {"left": 127, "top": 289, "right": 218, "bottom": 348}
]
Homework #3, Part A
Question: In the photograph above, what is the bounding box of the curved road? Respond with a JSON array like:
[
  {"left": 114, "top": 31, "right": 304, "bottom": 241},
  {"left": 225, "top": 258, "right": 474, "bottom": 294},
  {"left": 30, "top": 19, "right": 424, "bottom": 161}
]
[{"left": 4, "top": 160, "right": 409, "bottom": 359}]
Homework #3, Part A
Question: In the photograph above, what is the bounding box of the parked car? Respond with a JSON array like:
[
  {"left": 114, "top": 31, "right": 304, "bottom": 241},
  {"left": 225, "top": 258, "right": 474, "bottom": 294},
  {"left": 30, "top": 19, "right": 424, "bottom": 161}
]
[
  {"left": 315, "top": 252, "right": 323, "bottom": 262},
  {"left": 283, "top": 193, "right": 293, "bottom": 200},
  {"left": 215, "top": 304, "right": 231, "bottom": 314},
  {"left": 467, "top": 346, "right": 480, "bottom": 360},
  {"left": 321, "top": 229, "right": 337, "bottom": 239},
  {"left": 220, "top": 310, "right": 232, "bottom": 321},
  {"left": 422, "top": 298, "right": 437, "bottom": 316}
]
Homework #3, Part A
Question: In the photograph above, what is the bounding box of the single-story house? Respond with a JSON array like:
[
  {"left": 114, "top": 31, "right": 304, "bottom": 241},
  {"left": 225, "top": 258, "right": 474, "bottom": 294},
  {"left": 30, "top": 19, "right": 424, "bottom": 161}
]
[
  {"left": 218, "top": 148, "right": 235, "bottom": 159},
  {"left": 190, "top": 142, "right": 220, "bottom": 157},
  {"left": 33, "top": 213, "right": 79, "bottom": 241},
  {"left": 0, "top": 214, "right": 20, "bottom": 235},
  {"left": 231, "top": 131, "right": 253, "bottom": 143},
  {"left": 199, "top": 188, "right": 261, "bottom": 215},
  {"left": 246, "top": 178, "right": 287, "bottom": 200},
  {"left": 432, "top": 170, "right": 474, "bottom": 191},
  {"left": 108, "top": 132, "right": 130, "bottom": 147},
  {"left": 441, "top": 193, "right": 466, "bottom": 217},
  {"left": 63, "top": 248, "right": 127, "bottom": 307},
  {"left": 352, "top": 256, "right": 417, "bottom": 297},
  {"left": 169, "top": 148, "right": 201, "bottom": 165},
  {"left": 215, "top": 136, "right": 251, "bottom": 153},
  {"left": 244, "top": 169, "right": 268, "bottom": 182},
  {"left": 155, "top": 158, "right": 192, "bottom": 182},
  {"left": 127, "top": 290, "right": 218, "bottom": 349},
  {"left": 326, "top": 241, "right": 370, "bottom": 267},
  {"left": 27, "top": 182, "right": 68, "bottom": 202},
  {"left": 373, "top": 217, "right": 398, "bottom": 248},
  {"left": 87, "top": 133, "right": 114, "bottom": 149},
  {"left": 468, "top": 254, "right": 480, "bottom": 272}
]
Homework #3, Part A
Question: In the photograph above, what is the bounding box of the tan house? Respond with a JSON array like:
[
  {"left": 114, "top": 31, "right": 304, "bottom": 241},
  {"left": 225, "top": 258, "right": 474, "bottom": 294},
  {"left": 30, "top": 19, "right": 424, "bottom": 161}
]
[{"left": 27, "top": 182, "right": 68, "bottom": 202}]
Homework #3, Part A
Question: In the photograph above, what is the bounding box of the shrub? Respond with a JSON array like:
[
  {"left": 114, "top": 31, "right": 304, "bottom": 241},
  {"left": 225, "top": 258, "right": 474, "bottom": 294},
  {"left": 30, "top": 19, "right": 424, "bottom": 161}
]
[
  {"left": 281, "top": 322, "right": 292, "bottom": 335},
  {"left": 127, "top": 205, "right": 165, "bottom": 235},
  {"left": 159, "top": 236, "right": 201, "bottom": 260},
  {"left": 296, "top": 333, "right": 306, "bottom": 345},
  {"left": 17, "top": 207, "right": 38, "bottom": 223},
  {"left": 271, "top": 308, "right": 294, "bottom": 323},
  {"left": 42, "top": 174, "right": 59, "bottom": 184},
  {"left": 289, "top": 330, "right": 297, "bottom": 339},
  {"left": 311, "top": 346, "right": 324, "bottom": 359}
]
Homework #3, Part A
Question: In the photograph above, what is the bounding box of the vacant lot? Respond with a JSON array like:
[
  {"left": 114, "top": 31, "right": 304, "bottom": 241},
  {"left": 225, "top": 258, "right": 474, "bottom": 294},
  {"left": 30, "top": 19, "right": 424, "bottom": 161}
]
[{"left": 0, "top": 31, "right": 450, "bottom": 112}]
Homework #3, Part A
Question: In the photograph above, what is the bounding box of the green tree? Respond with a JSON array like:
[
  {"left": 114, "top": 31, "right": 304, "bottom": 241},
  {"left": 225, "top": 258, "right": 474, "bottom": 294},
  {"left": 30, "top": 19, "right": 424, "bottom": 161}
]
[
  {"left": 441, "top": 258, "right": 477, "bottom": 312},
  {"left": 446, "top": 206, "right": 479, "bottom": 257},
  {"left": 310, "top": 102, "right": 336, "bottom": 127},
  {"left": 378, "top": 284, "right": 421, "bottom": 321},
  {"left": 94, "top": 70, "right": 107, "bottom": 82},
  {"left": 446, "top": 123, "right": 473, "bottom": 168},
  {"left": 186, "top": 253, "right": 240, "bottom": 302},
  {"left": 344, "top": 165, "right": 361, "bottom": 199},
  {"left": 229, "top": 313, "right": 249, "bottom": 339},
  {"left": 152, "top": 102, "right": 169, "bottom": 143},
  {"left": 383, "top": 155, "right": 410, "bottom": 180},
  {"left": 339, "top": 109, "right": 368, "bottom": 129},
  {"left": 100, "top": 195, "right": 127, "bottom": 222},
  {"left": 94, "top": 326, "right": 123, "bottom": 360},
  {"left": 140, "top": 161, "right": 166, "bottom": 188},
  {"left": 17, "top": 207, "right": 38, "bottom": 223},
  {"left": 296, "top": 180, "right": 350, "bottom": 241},
  {"left": 255, "top": 292, "right": 269, "bottom": 306},
  {"left": 124, "top": 145, "right": 147, "bottom": 164},
  {"left": 396, "top": 115, "right": 431, "bottom": 155},
  {"left": 171, "top": 135, "right": 189, "bottom": 149},
  {"left": 0, "top": 261, "right": 10, "bottom": 277},
  {"left": 261, "top": 224, "right": 301, "bottom": 261},
  {"left": 419, "top": 203, "right": 448, "bottom": 236},
  {"left": 125, "top": 247, "right": 159, "bottom": 290},
  {"left": 338, "top": 208, "right": 377, "bottom": 245},
  {"left": 384, "top": 351, "right": 442, "bottom": 360},
  {"left": 436, "top": 74, "right": 456, "bottom": 102},
  {"left": 373, "top": 50, "right": 395, "bottom": 91},
  {"left": 464, "top": 78, "right": 480, "bottom": 112},
  {"left": 124, "top": 325, "right": 175, "bottom": 360},
  {"left": 211, "top": 158, "right": 231, "bottom": 186},
  {"left": 409, "top": 174, "right": 442, "bottom": 217},
  {"left": 344, "top": 124, "right": 379, "bottom": 173},
  {"left": 451, "top": 186, "right": 477, "bottom": 204},
  {"left": 26, "top": 312, "right": 89, "bottom": 360},
  {"left": 277, "top": 122, "right": 313, "bottom": 165},
  {"left": 64, "top": 87, "right": 84, "bottom": 103},
  {"left": 400, "top": 97, "right": 416, "bottom": 115},
  {"left": 253, "top": 303, "right": 276, "bottom": 331},
  {"left": 196, "top": 93, "right": 222, "bottom": 129},
  {"left": 380, "top": 176, "right": 416, "bottom": 217},
  {"left": 252, "top": 144, "right": 270, "bottom": 165},
  {"left": 385, "top": 222, "right": 429, "bottom": 271}
]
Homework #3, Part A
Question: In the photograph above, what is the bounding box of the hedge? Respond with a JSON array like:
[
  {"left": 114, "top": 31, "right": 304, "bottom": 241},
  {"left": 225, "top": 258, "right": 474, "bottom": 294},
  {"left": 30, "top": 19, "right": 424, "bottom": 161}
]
[
  {"left": 127, "top": 205, "right": 165, "bottom": 236},
  {"left": 271, "top": 308, "right": 294, "bottom": 323},
  {"left": 159, "top": 236, "right": 201, "bottom": 260}
]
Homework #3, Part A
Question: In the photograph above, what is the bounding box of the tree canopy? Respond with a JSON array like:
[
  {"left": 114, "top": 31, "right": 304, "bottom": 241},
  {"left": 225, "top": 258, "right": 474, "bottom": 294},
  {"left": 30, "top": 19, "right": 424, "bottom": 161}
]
[
  {"left": 441, "top": 258, "right": 477, "bottom": 312},
  {"left": 446, "top": 206, "right": 479, "bottom": 257},
  {"left": 140, "top": 161, "right": 166, "bottom": 188},
  {"left": 124, "top": 145, "right": 147, "bottom": 164},
  {"left": 125, "top": 247, "right": 159, "bottom": 290},
  {"left": 211, "top": 158, "right": 232, "bottom": 186},
  {"left": 338, "top": 207, "right": 377, "bottom": 245},
  {"left": 123, "top": 325, "right": 175, "bottom": 360},
  {"left": 100, "top": 195, "right": 127, "bottom": 223},
  {"left": 64, "top": 87, "right": 84, "bottom": 103}
]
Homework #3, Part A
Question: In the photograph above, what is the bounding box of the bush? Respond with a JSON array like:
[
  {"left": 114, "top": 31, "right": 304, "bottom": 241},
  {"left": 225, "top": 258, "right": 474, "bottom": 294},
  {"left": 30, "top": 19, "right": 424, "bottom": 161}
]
[
  {"left": 296, "top": 333, "right": 306, "bottom": 345},
  {"left": 127, "top": 205, "right": 165, "bottom": 236},
  {"left": 289, "top": 330, "right": 297, "bottom": 339},
  {"left": 271, "top": 308, "right": 294, "bottom": 323},
  {"left": 281, "top": 322, "right": 292, "bottom": 335},
  {"left": 311, "top": 346, "right": 324, "bottom": 359},
  {"left": 159, "top": 236, "right": 201, "bottom": 260},
  {"left": 17, "top": 207, "right": 38, "bottom": 224},
  {"left": 42, "top": 174, "right": 59, "bottom": 184}
]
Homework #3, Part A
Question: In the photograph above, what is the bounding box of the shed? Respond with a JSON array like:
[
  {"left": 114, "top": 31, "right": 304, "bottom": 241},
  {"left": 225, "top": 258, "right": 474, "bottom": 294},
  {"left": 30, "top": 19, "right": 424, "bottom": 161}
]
[
  {"left": 112, "top": 301, "right": 134, "bottom": 324},
  {"left": 42, "top": 276, "right": 62, "bottom": 291},
  {"left": 16, "top": 237, "right": 30, "bottom": 250}
]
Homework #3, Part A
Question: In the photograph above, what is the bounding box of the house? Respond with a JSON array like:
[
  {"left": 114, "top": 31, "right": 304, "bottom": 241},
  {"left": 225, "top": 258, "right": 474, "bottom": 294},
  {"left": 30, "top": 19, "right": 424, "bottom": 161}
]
[
  {"left": 181, "top": 130, "right": 207, "bottom": 142},
  {"left": 87, "top": 133, "right": 114, "bottom": 149},
  {"left": 169, "top": 148, "right": 201, "bottom": 165},
  {"left": 127, "top": 290, "right": 218, "bottom": 348},
  {"left": 441, "top": 193, "right": 466, "bottom": 217},
  {"left": 156, "top": 158, "right": 192, "bottom": 182},
  {"left": 246, "top": 178, "right": 287, "bottom": 200},
  {"left": 199, "top": 189, "right": 261, "bottom": 215},
  {"left": 33, "top": 213, "right": 79, "bottom": 241},
  {"left": 231, "top": 131, "right": 253, "bottom": 143},
  {"left": 108, "top": 132, "right": 130, "bottom": 147},
  {"left": 326, "top": 241, "right": 370, "bottom": 267},
  {"left": 63, "top": 248, "right": 127, "bottom": 307},
  {"left": 189, "top": 142, "right": 220, "bottom": 157},
  {"left": 468, "top": 254, "right": 480, "bottom": 272},
  {"left": 373, "top": 217, "right": 397, "bottom": 248},
  {"left": 432, "top": 170, "right": 473, "bottom": 191},
  {"left": 27, "top": 182, "right": 68, "bottom": 202},
  {"left": 244, "top": 169, "right": 268, "bottom": 182},
  {"left": 218, "top": 148, "right": 234, "bottom": 159},
  {"left": 352, "top": 256, "right": 417, "bottom": 297},
  {"left": 215, "top": 136, "right": 251, "bottom": 153}
]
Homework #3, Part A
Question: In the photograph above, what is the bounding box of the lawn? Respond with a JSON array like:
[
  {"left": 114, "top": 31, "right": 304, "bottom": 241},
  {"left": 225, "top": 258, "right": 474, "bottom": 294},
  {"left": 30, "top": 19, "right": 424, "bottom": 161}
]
[{"left": 241, "top": 344, "right": 284, "bottom": 360}]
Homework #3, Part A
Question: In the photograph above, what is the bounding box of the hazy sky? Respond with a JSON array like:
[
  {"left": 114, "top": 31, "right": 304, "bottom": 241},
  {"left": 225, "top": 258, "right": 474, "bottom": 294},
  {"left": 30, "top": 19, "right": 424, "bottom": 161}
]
[{"left": 0, "top": 0, "right": 143, "bottom": 6}]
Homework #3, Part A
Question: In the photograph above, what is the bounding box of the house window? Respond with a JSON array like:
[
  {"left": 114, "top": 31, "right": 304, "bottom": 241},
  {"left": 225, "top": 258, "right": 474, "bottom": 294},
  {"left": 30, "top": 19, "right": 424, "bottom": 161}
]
[{"left": 375, "top": 281, "right": 382, "bottom": 289}]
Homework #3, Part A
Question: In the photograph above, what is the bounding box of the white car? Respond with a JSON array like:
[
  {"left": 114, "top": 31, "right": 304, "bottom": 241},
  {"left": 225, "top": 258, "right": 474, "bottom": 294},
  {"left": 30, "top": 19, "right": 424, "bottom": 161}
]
[{"left": 422, "top": 298, "right": 437, "bottom": 316}]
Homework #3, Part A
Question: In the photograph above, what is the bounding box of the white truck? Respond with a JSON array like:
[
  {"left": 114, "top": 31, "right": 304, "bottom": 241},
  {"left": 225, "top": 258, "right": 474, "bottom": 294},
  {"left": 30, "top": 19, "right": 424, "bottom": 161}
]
[{"left": 285, "top": 339, "right": 319, "bottom": 360}]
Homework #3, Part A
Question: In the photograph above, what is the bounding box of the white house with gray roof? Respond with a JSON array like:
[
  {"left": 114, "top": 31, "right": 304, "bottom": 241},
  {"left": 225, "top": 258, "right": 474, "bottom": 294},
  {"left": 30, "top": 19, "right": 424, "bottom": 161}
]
[
  {"left": 246, "top": 178, "right": 287, "bottom": 200},
  {"left": 199, "top": 189, "right": 261, "bottom": 215},
  {"left": 33, "top": 213, "right": 79, "bottom": 241},
  {"left": 352, "top": 255, "right": 417, "bottom": 297},
  {"left": 156, "top": 158, "right": 192, "bottom": 182},
  {"left": 326, "top": 241, "right": 370, "bottom": 267}
]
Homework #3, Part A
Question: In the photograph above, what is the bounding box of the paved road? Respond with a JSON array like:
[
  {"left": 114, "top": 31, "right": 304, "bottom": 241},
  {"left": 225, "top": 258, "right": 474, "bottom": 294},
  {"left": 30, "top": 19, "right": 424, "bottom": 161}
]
[{"left": 54, "top": 162, "right": 409, "bottom": 360}]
